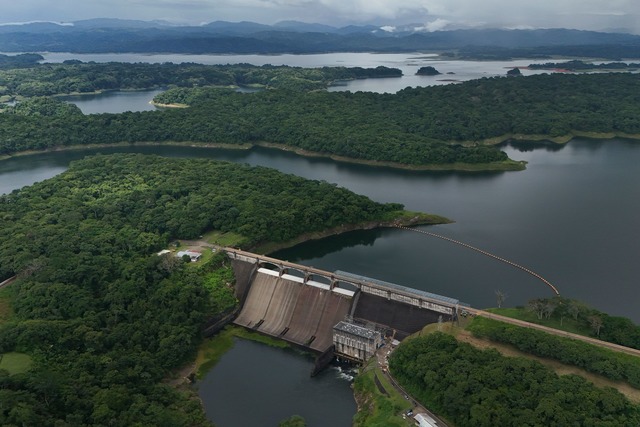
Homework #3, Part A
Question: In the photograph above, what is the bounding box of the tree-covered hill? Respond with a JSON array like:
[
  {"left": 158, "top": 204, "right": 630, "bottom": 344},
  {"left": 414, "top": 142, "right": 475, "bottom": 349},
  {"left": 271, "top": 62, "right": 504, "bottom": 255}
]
[
  {"left": 390, "top": 333, "right": 640, "bottom": 427},
  {"left": 3, "top": 72, "right": 640, "bottom": 169},
  {"left": 0, "top": 153, "right": 423, "bottom": 426},
  {"left": 0, "top": 61, "right": 401, "bottom": 97}
]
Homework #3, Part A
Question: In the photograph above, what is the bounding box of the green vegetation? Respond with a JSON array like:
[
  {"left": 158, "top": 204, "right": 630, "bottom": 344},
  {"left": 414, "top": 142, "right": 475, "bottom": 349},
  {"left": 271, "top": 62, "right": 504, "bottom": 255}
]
[
  {"left": 486, "top": 306, "right": 592, "bottom": 336},
  {"left": 353, "top": 359, "right": 412, "bottom": 427},
  {"left": 467, "top": 316, "right": 640, "bottom": 388},
  {"left": 528, "top": 60, "right": 640, "bottom": 71},
  {"left": 201, "top": 253, "right": 237, "bottom": 314},
  {"left": 279, "top": 415, "right": 307, "bottom": 427},
  {"left": 0, "top": 53, "right": 43, "bottom": 69},
  {"left": 202, "top": 230, "right": 247, "bottom": 248},
  {"left": 390, "top": 332, "right": 640, "bottom": 427},
  {"left": 2, "top": 72, "right": 640, "bottom": 169},
  {"left": 0, "top": 153, "right": 416, "bottom": 426},
  {"left": 490, "top": 296, "right": 640, "bottom": 350},
  {"left": 0, "top": 96, "right": 83, "bottom": 117},
  {"left": 0, "top": 61, "right": 401, "bottom": 97},
  {"left": 0, "top": 352, "right": 32, "bottom": 375},
  {"left": 416, "top": 66, "right": 440, "bottom": 76},
  {"left": 0, "top": 288, "right": 13, "bottom": 325}
]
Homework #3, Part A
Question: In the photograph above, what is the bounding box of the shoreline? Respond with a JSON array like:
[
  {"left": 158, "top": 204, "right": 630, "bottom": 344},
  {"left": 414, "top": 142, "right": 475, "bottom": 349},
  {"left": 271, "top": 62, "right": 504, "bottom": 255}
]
[
  {"left": 1, "top": 131, "right": 638, "bottom": 170},
  {"left": 0, "top": 141, "right": 524, "bottom": 172},
  {"left": 252, "top": 212, "right": 452, "bottom": 255}
]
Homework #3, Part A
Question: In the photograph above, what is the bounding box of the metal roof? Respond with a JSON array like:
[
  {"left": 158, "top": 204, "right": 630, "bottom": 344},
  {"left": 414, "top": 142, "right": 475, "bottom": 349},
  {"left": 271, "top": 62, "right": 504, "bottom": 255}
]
[
  {"left": 333, "top": 321, "right": 380, "bottom": 340},
  {"left": 334, "top": 270, "right": 460, "bottom": 306}
]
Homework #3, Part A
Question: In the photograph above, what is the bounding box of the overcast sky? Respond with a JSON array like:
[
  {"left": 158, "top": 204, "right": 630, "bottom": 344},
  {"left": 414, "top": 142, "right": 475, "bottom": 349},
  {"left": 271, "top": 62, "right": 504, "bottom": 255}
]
[{"left": 2, "top": 0, "right": 639, "bottom": 33}]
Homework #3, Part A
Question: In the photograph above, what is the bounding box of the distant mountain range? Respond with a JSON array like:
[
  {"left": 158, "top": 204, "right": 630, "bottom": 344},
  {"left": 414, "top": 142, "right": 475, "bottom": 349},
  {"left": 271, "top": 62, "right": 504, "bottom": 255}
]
[{"left": 0, "top": 19, "right": 638, "bottom": 59}]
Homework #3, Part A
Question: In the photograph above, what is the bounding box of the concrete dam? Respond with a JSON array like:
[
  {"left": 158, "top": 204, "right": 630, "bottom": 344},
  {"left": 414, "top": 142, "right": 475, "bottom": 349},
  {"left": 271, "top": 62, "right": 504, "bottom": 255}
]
[{"left": 227, "top": 249, "right": 465, "bottom": 357}]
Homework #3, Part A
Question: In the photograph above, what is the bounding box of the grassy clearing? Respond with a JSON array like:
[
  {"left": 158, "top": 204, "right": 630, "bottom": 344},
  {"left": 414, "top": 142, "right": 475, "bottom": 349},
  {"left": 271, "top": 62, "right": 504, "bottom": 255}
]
[
  {"left": 353, "top": 358, "right": 413, "bottom": 427},
  {"left": 0, "top": 352, "right": 32, "bottom": 375},
  {"left": 202, "top": 230, "right": 247, "bottom": 248},
  {"left": 195, "top": 325, "right": 291, "bottom": 379},
  {"left": 487, "top": 307, "right": 592, "bottom": 336}
]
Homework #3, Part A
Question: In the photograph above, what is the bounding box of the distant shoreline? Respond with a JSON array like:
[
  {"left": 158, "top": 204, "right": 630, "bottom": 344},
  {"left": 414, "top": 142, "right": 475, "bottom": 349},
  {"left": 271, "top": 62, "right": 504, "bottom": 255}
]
[
  {"left": 1, "top": 132, "right": 638, "bottom": 171},
  {"left": 0, "top": 140, "right": 522, "bottom": 171}
]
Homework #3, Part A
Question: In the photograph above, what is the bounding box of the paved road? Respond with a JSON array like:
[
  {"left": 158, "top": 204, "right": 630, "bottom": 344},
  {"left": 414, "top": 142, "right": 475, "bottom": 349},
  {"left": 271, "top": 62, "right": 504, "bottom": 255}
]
[
  {"left": 467, "top": 308, "right": 640, "bottom": 358},
  {"left": 376, "top": 341, "right": 449, "bottom": 427},
  {"left": 0, "top": 276, "right": 16, "bottom": 289}
]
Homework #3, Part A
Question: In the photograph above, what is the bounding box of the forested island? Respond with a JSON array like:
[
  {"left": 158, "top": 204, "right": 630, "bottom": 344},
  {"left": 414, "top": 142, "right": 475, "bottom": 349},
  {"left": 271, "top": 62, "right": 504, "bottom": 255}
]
[
  {"left": 0, "top": 61, "right": 401, "bottom": 98},
  {"left": 528, "top": 59, "right": 640, "bottom": 71},
  {"left": 0, "top": 60, "right": 640, "bottom": 170},
  {"left": 0, "top": 153, "right": 443, "bottom": 426}
]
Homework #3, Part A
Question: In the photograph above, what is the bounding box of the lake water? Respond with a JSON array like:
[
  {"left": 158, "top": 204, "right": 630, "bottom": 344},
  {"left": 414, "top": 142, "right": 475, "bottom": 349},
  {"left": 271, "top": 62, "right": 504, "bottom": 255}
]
[
  {"left": 2, "top": 140, "right": 638, "bottom": 323},
  {"left": 197, "top": 339, "right": 356, "bottom": 427},
  {"left": 58, "top": 89, "right": 163, "bottom": 114}
]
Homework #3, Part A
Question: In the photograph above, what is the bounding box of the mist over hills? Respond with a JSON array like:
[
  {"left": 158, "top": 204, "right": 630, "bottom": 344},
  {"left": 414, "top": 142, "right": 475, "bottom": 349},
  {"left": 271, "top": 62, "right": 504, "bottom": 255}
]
[{"left": 0, "top": 19, "right": 638, "bottom": 58}]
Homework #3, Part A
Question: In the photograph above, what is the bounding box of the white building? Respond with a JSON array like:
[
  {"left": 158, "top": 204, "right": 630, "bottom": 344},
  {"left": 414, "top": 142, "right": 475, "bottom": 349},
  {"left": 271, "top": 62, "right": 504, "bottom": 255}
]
[
  {"left": 414, "top": 413, "right": 439, "bottom": 427},
  {"left": 176, "top": 250, "right": 202, "bottom": 262}
]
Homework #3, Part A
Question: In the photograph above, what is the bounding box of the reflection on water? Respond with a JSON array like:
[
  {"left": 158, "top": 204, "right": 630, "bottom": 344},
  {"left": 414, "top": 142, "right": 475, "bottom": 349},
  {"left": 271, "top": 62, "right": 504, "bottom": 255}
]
[
  {"left": 197, "top": 339, "right": 356, "bottom": 427},
  {"left": 503, "top": 140, "right": 567, "bottom": 153},
  {"left": 273, "top": 229, "right": 384, "bottom": 262},
  {"left": 58, "top": 89, "right": 164, "bottom": 114}
]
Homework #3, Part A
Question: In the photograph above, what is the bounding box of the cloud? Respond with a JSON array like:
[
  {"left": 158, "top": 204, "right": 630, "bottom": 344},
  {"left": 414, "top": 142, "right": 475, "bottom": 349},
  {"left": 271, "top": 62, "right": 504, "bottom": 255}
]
[
  {"left": 414, "top": 18, "right": 450, "bottom": 32},
  {"left": 0, "top": 0, "right": 638, "bottom": 34}
]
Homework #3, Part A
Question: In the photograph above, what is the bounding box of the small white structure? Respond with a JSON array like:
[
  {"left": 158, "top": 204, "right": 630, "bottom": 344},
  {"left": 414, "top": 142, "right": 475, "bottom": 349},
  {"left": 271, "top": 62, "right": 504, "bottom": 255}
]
[
  {"left": 414, "top": 413, "right": 439, "bottom": 427},
  {"left": 176, "top": 250, "right": 202, "bottom": 262},
  {"left": 156, "top": 249, "right": 171, "bottom": 256}
]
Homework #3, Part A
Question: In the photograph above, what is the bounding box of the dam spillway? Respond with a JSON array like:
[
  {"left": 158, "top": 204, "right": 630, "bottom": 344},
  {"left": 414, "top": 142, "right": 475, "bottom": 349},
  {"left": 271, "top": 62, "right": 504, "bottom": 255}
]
[{"left": 234, "top": 268, "right": 353, "bottom": 352}]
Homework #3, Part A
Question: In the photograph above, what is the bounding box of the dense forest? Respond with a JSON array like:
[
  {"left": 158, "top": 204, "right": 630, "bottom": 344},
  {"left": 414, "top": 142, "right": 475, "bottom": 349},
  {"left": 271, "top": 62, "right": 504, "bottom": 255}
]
[
  {"left": 390, "top": 333, "right": 640, "bottom": 427},
  {"left": 2, "top": 72, "right": 640, "bottom": 169},
  {"left": 0, "top": 61, "right": 401, "bottom": 97},
  {"left": 468, "top": 317, "right": 640, "bottom": 388},
  {"left": 0, "top": 153, "right": 412, "bottom": 426},
  {"left": 528, "top": 60, "right": 640, "bottom": 71}
]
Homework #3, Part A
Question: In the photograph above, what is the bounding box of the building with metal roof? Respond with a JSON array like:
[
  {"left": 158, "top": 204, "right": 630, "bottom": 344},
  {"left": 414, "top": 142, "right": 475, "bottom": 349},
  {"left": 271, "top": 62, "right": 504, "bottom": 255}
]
[{"left": 333, "top": 321, "right": 382, "bottom": 363}]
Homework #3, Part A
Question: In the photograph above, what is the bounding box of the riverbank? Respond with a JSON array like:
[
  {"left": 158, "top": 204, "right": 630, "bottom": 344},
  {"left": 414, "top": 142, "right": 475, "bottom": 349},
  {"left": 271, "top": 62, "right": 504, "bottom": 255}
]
[
  {"left": 478, "top": 131, "right": 640, "bottom": 146},
  {"left": 0, "top": 140, "right": 525, "bottom": 171},
  {"left": 252, "top": 211, "right": 452, "bottom": 255},
  {"left": 253, "top": 141, "right": 527, "bottom": 171}
]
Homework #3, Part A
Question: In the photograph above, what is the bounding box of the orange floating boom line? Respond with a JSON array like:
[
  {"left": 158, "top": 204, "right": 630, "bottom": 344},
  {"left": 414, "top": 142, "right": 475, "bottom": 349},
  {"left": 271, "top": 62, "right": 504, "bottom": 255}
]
[{"left": 395, "top": 226, "right": 560, "bottom": 296}]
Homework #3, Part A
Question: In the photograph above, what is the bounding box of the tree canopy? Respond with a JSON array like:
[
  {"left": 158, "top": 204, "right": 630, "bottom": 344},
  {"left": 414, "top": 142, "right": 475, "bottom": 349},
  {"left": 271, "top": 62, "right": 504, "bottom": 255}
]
[
  {"left": 0, "top": 153, "right": 411, "bottom": 426},
  {"left": 390, "top": 333, "right": 640, "bottom": 427}
]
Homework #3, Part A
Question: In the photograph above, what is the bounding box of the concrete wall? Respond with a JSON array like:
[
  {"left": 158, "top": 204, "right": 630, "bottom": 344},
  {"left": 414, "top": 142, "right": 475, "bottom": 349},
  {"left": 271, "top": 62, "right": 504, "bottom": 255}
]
[{"left": 234, "top": 269, "right": 352, "bottom": 353}]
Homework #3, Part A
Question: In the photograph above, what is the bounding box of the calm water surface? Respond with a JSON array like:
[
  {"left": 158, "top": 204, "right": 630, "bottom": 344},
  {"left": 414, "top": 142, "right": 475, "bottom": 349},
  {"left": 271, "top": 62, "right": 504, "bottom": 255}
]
[
  {"left": 58, "top": 89, "right": 163, "bottom": 114},
  {"left": 1, "top": 139, "right": 638, "bottom": 322},
  {"left": 197, "top": 339, "right": 356, "bottom": 427}
]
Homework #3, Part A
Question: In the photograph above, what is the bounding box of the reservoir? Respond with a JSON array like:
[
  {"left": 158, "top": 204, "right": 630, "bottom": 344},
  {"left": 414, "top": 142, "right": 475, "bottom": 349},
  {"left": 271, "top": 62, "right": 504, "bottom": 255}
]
[
  {"left": 1, "top": 138, "right": 638, "bottom": 322},
  {"left": 58, "top": 88, "right": 163, "bottom": 114}
]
